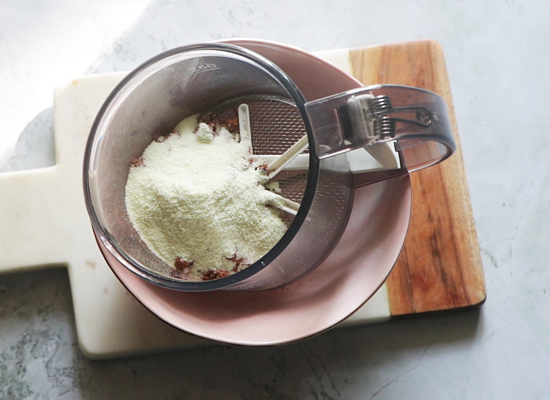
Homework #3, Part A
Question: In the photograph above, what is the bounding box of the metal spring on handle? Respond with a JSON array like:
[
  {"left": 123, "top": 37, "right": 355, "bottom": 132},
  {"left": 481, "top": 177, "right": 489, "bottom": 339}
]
[
  {"left": 368, "top": 95, "right": 393, "bottom": 114},
  {"left": 368, "top": 95, "right": 396, "bottom": 138},
  {"left": 373, "top": 116, "right": 396, "bottom": 138}
]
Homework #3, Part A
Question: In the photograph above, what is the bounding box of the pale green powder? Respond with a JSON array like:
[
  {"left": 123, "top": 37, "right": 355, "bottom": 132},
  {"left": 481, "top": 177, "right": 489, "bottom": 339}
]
[{"left": 124, "top": 115, "right": 288, "bottom": 281}]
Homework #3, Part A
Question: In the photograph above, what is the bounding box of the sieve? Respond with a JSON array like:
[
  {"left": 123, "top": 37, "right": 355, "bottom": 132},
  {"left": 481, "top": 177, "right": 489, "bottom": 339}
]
[{"left": 83, "top": 41, "right": 455, "bottom": 291}]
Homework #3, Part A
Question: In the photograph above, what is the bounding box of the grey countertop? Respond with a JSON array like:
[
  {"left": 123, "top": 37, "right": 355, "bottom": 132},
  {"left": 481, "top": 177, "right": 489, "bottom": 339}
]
[{"left": 1, "top": 0, "right": 549, "bottom": 398}]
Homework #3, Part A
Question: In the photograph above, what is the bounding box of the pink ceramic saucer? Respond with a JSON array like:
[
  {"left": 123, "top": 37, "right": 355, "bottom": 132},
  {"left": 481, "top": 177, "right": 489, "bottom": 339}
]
[{"left": 98, "top": 176, "right": 411, "bottom": 346}]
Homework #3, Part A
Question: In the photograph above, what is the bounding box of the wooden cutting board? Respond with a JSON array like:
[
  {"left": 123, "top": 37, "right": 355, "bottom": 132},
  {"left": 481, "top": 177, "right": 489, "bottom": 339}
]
[
  {"left": 0, "top": 40, "right": 485, "bottom": 359},
  {"left": 349, "top": 41, "right": 486, "bottom": 315}
]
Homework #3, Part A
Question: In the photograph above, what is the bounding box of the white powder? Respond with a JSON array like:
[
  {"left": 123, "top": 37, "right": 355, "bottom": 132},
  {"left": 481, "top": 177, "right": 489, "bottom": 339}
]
[{"left": 124, "top": 114, "right": 288, "bottom": 281}]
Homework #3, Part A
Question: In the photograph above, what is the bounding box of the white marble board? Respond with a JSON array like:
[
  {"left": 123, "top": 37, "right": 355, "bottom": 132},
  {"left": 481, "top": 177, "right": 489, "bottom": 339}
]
[{"left": 0, "top": 50, "right": 392, "bottom": 359}]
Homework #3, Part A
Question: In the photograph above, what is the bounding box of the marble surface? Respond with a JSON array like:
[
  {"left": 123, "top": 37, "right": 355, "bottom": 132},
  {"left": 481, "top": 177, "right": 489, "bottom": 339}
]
[{"left": 0, "top": 0, "right": 548, "bottom": 398}]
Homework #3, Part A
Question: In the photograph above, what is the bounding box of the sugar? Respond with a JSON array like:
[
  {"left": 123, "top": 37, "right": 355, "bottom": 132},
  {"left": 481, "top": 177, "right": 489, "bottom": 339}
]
[{"left": 124, "top": 114, "right": 288, "bottom": 281}]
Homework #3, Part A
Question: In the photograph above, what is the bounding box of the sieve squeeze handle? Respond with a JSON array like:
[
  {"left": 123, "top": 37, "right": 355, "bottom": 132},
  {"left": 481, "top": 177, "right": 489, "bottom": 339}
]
[{"left": 304, "top": 85, "right": 456, "bottom": 175}]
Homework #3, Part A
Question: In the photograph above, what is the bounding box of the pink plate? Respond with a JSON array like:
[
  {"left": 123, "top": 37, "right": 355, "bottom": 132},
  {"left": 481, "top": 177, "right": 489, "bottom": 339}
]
[{"left": 93, "top": 40, "right": 413, "bottom": 345}]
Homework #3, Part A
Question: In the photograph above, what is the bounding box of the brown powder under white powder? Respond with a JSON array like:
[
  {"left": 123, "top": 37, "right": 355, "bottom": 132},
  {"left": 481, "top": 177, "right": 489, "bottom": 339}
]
[{"left": 124, "top": 114, "right": 288, "bottom": 281}]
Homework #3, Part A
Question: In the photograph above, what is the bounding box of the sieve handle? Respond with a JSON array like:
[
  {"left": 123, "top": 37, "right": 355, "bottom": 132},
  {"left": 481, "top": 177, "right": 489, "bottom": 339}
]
[{"left": 304, "top": 85, "right": 456, "bottom": 176}]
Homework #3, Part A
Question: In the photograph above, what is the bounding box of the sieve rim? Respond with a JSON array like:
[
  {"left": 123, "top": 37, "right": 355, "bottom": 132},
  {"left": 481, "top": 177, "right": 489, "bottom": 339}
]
[{"left": 83, "top": 42, "right": 320, "bottom": 291}]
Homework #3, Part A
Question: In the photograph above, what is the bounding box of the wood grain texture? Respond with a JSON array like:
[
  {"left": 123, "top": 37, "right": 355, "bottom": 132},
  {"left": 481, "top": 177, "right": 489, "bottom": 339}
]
[{"left": 349, "top": 40, "right": 486, "bottom": 315}]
